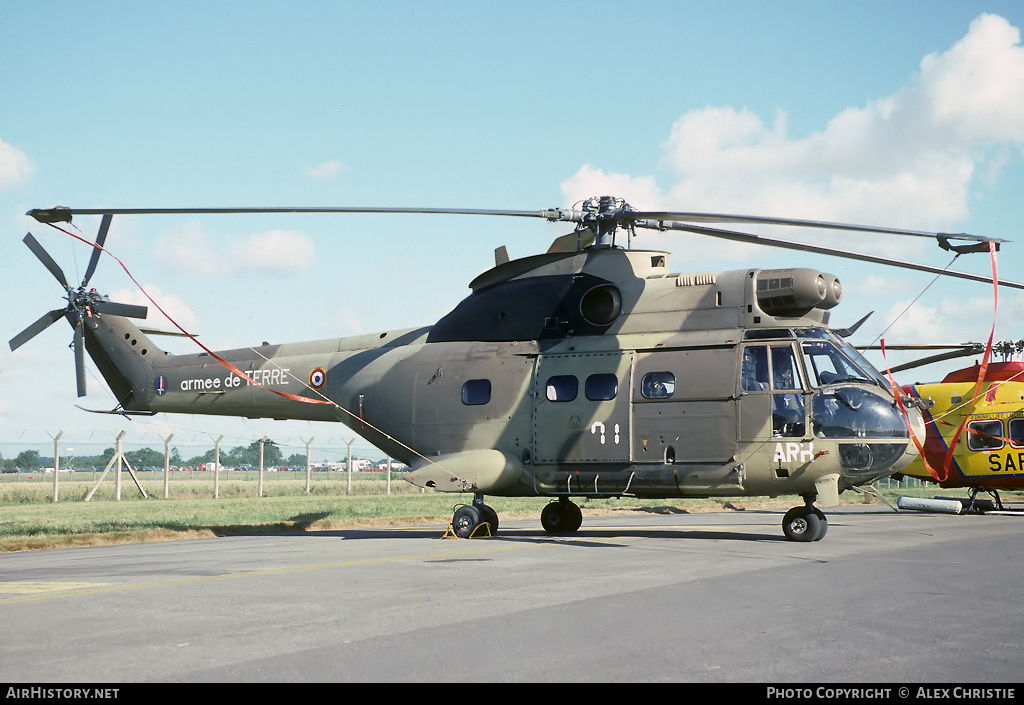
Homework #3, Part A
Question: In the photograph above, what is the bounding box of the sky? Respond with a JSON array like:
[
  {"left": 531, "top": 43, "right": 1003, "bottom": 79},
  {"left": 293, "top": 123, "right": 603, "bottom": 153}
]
[{"left": 2, "top": 1, "right": 1024, "bottom": 464}]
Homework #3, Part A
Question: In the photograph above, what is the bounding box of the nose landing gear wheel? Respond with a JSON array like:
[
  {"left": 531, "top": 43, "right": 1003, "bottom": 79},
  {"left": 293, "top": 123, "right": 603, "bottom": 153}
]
[
  {"left": 782, "top": 506, "right": 827, "bottom": 542},
  {"left": 541, "top": 499, "right": 583, "bottom": 535}
]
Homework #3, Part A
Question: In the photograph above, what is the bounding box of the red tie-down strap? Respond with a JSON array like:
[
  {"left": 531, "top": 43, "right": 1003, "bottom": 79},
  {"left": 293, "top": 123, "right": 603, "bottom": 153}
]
[
  {"left": 47, "top": 223, "right": 333, "bottom": 406},
  {"left": 882, "top": 242, "right": 1000, "bottom": 483},
  {"left": 882, "top": 339, "right": 937, "bottom": 478},
  {"left": 939, "top": 242, "right": 999, "bottom": 481}
]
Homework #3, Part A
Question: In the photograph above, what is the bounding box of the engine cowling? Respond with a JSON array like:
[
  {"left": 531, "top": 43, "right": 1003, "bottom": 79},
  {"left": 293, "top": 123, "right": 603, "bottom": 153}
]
[{"left": 756, "top": 268, "right": 841, "bottom": 316}]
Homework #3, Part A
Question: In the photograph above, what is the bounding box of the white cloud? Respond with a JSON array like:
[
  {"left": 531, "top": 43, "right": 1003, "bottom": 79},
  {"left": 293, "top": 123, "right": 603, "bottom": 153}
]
[
  {"left": 0, "top": 138, "right": 33, "bottom": 188},
  {"left": 307, "top": 160, "right": 347, "bottom": 179},
  {"left": 157, "top": 222, "right": 315, "bottom": 275},
  {"left": 919, "top": 14, "right": 1024, "bottom": 144},
  {"left": 561, "top": 13, "right": 1024, "bottom": 244},
  {"left": 157, "top": 222, "right": 221, "bottom": 276},
  {"left": 881, "top": 294, "right": 999, "bottom": 346},
  {"left": 108, "top": 284, "right": 199, "bottom": 335},
  {"left": 560, "top": 165, "right": 661, "bottom": 208},
  {"left": 228, "top": 228, "right": 315, "bottom": 272}
]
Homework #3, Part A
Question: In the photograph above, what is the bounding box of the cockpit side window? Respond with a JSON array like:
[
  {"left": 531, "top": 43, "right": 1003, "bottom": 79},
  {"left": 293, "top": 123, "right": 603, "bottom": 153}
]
[
  {"left": 802, "top": 340, "right": 868, "bottom": 387},
  {"left": 771, "top": 346, "right": 801, "bottom": 390},
  {"left": 742, "top": 344, "right": 807, "bottom": 437},
  {"left": 742, "top": 344, "right": 805, "bottom": 392},
  {"left": 741, "top": 346, "right": 770, "bottom": 392},
  {"left": 797, "top": 331, "right": 887, "bottom": 389}
]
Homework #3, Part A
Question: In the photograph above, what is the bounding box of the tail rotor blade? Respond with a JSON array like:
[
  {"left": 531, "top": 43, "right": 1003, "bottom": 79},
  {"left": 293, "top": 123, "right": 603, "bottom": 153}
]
[
  {"left": 23, "top": 233, "right": 70, "bottom": 291},
  {"left": 74, "top": 320, "right": 86, "bottom": 397},
  {"left": 9, "top": 309, "right": 67, "bottom": 351},
  {"left": 92, "top": 301, "right": 148, "bottom": 319},
  {"left": 81, "top": 214, "right": 111, "bottom": 287}
]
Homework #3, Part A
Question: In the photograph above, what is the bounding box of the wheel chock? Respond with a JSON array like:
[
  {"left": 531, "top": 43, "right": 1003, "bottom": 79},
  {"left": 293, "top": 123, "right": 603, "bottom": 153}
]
[{"left": 442, "top": 521, "right": 494, "bottom": 539}]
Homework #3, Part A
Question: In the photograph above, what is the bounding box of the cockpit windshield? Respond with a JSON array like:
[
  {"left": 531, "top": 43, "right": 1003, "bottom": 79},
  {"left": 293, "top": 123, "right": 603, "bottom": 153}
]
[{"left": 796, "top": 329, "right": 887, "bottom": 389}]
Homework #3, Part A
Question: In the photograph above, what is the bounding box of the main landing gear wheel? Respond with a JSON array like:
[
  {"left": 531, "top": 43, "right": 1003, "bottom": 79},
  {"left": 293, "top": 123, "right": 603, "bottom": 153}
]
[
  {"left": 540, "top": 499, "right": 583, "bottom": 535},
  {"left": 451, "top": 502, "right": 498, "bottom": 538},
  {"left": 782, "top": 506, "right": 828, "bottom": 542}
]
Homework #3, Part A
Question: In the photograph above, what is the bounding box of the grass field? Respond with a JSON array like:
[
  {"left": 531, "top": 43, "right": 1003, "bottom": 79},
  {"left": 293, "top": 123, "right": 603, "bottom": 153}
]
[{"left": 0, "top": 472, "right": 979, "bottom": 552}]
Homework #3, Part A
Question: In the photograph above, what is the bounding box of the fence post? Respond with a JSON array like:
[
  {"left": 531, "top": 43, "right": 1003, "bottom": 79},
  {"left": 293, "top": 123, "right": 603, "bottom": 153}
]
[
  {"left": 115, "top": 431, "right": 124, "bottom": 501},
  {"left": 163, "top": 434, "right": 174, "bottom": 499},
  {"left": 214, "top": 435, "right": 223, "bottom": 499},
  {"left": 305, "top": 437, "right": 314, "bottom": 494},
  {"left": 346, "top": 439, "right": 355, "bottom": 495},
  {"left": 258, "top": 437, "right": 266, "bottom": 498},
  {"left": 51, "top": 431, "right": 63, "bottom": 503}
]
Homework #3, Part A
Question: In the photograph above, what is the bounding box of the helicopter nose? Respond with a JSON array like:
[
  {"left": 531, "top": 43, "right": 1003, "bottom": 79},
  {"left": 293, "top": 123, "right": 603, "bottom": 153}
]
[
  {"left": 812, "top": 387, "right": 923, "bottom": 486},
  {"left": 836, "top": 442, "right": 912, "bottom": 485}
]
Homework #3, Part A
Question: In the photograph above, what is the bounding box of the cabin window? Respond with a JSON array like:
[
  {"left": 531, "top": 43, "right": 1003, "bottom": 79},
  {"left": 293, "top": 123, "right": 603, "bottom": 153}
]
[
  {"left": 585, "top": 373, "right": 618, "bottom": 401},
  {"left": 546, "top": 375, "right": 578, "bottom": 402},
  {"left": 461, "top": 379, "right": 492, "bottom": 406},
  {"left": 1009, "top": 419, "right": 1024, "bottom": 448},
  {"left": 641, "top": 371, "right": 675, "bottom": 399},
  {"left": 967, "top": 420, "right": 1004, "bottom": 451}
]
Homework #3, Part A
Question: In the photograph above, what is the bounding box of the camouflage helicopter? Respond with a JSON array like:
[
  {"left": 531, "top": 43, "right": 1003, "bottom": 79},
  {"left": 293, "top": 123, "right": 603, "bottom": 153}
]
[{"left": 11, "top": 197, "right": 1023, "bottom": 541}]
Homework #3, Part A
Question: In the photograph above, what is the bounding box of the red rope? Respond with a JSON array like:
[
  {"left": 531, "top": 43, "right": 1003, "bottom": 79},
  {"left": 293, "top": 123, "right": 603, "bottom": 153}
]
[
  {"left": 935, "top": 242, "right": 999, "bottom": 481},
  {"left": 881, "top": 339, "right": 937, "bottom": 476},
  {"left": 881, "top": 242, "right": 999, "bottom": 483},
  {"left": 47, "top": 223, "right": 333, "bottom": 406}
]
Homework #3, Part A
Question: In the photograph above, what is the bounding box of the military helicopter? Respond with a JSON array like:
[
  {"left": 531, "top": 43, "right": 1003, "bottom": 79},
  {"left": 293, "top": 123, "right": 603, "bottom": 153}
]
[
  {"left": 10, "top": 197, "right": 1024, "bottom": 541},
  {"left": 882, "top": 342, "right": 1024, "bottom": 509}
]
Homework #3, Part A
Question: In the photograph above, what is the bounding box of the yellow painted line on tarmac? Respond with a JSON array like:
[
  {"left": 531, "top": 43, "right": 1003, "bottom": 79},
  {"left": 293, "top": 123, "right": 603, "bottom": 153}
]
[
  {"left": 0, "top": 514, "right": 930, "bottom": 604},
  {"left": 0, "top": 581, "right": 108, "bottom": 594},
  {"left": 0, "top": 541, "right": 539, "bottom": 605}
]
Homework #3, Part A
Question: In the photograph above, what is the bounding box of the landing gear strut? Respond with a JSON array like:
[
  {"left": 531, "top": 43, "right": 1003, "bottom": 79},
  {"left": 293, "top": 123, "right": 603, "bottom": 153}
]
[
  {"left": 968, "top": 486, "right": 1004, "bottom": 512},
  {"left": 540, "top": 498, "right": 583, "bottom": 535},
  {"left": 782, "top": 495, "right": 828, "bottom": 542},
  {"left": 450, "top": 494, "right": 498, "bottom": 538}
]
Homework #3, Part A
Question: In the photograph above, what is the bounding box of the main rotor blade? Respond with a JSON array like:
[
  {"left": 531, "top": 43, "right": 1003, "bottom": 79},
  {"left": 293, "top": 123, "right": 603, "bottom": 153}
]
[
  {"left": 80, "top": 213, "right": 112, "bottom": 287},
  {"left": 74, "top": 320, "right": 86, "bottom": 397},
  {"left": 860, "top": 343, "right": 984, "bottom": 351},
  {"left": 631, "top": 211, "right": 1004, "bottom": 245},
  {"left": 9, "top": 309, "right": 67, "bottom": 351},
  {"left": 92, "top": 301, "right": 148, "bottom": 319},
  {"left": 29, "top": 206, "right": 571, "bottom": 220},
  {"left": 638, "top": 220, "right": 1024, "bottom": 290},
  {"left": 31, "top": 205, "right": 1008, "bottom": 246},
  {"left": 885, "top": 348, "right": 986, "bottom": 374},
  {"left": 23, "top": 233, "right": 70, "bottom": 290}
]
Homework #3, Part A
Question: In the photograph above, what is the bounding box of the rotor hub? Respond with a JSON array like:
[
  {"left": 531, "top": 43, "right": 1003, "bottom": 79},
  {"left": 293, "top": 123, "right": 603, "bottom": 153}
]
[{"left": 578, "top": 196, "right": 635, "bottom": 249}]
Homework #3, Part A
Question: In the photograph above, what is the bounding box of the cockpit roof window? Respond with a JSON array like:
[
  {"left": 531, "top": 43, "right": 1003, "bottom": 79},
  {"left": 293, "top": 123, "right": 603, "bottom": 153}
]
[{"left": 744, "top": 329, "right": 794, "bottom": 340}]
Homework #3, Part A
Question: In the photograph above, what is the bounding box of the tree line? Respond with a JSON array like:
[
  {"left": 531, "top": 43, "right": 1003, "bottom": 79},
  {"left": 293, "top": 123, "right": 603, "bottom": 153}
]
[{"left": 0, "top": 439, "right": 317, "bottom": 472}]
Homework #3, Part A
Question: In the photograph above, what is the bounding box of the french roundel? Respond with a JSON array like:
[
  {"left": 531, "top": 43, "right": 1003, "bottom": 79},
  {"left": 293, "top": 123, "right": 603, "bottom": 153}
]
[{"left": 309, "top": 367, "right": 326, "bottom": 390}]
